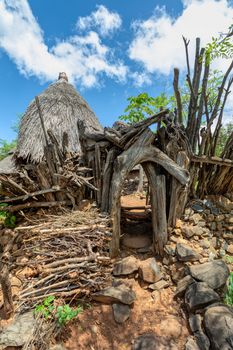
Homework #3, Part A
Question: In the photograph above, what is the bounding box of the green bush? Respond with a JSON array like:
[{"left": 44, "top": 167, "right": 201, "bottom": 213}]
[
  {"left": 224, "top": 272, "right": 233, "bottom": 306},
  {"left": 34, "top": 296, "right": 83, "bottom": 326},
  {"left": 0, "top": 203, "right": 16, "bottom": 228}
]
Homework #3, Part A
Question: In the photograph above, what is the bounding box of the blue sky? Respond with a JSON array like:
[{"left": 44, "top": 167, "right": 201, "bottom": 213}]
[{"left": 0, "top": 0, "right": 233, "bottom": 141}]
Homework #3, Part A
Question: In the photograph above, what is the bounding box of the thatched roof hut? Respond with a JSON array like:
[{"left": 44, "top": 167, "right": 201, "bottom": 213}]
[{"left": 15, "top": 73, "right": 103, "bottom": 163}]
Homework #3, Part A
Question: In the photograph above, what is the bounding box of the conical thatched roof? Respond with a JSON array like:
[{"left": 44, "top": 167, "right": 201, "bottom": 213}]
[{"left": 15, "top": 73, "right": 103, "bottom": 163}]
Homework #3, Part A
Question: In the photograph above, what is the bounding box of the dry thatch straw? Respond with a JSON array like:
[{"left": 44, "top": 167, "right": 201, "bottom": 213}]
[{"left": 15, "top": 73, "right": 103, "bottom": 163}]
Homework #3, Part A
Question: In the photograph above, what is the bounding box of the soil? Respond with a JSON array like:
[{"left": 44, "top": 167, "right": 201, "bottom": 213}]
[
  {"left": 62, "top": 194, "right": 190, "bottom": 350},
  {"left": 64, "top": 280, "right": 189, "bottom": 350}
]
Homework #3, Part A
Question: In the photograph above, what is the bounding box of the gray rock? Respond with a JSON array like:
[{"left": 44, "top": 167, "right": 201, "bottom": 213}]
[
  {"left": 112, "top": 303, "right": 130, "bottom": 323},
  {"left": 0, "top": 312, "right": 36, "bottom": 348},
  {"left": 176, "top": 243, "right": 200, "bottom": 262},
  {"left": 148, "top": 280, "right": 169, "bottom": 291},
  {"left": 195, "top": 331, "right": 210, "bottom": 350},
  {"left": 185, "top": 336, "right": 201, "bottom": 350},
  {"left": 175, "top": 275, "right": 195, "bottom": 297},
  {"left": 49, "top": 345, "right": 67, "bottom": 350},
  {"left": 189, "top": 314, "right": 202, "bottom": 333},
  {"left": 181, "top": 225, "right": 204, "bottom": 238},
  {"left": 113, "top": 256, "right": 139, "bottom": 276},
  {"left": 185, "top": 282, "right": 220, "bottom": 312},
  {"left": 92, "top": 284, "right": 136, "bottom": 305},
  {"left": 139, "top": 258, "right": 162, "bottom": 283},
  {"left": 204, "top": 305, "right": 233, "bottom": 350},
  {"left": 188, "top": 260, "right": 229, "bottom": 289}
]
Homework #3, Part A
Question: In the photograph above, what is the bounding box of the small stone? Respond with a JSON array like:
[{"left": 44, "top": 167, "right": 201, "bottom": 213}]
[
  {"left": 148, "top": 280, "right": 169, "bottom": 291},
  {"left": 164, "top": 244, "right": 176, "bottom": 256},
  {"left": 226, "top": 244, "right": 233, "bottom": 254},
  {"left": 139, "top": 258, "right": 162, "bottom": 283},
  {"left": 112, "top": 303, "right": 130, "bottom": 323},
  {"left": 210, "top": 222, "right": 217, "bottom": 231},
  {"left": 176, "top": 243, "right": 200, "bottom": 262},
  {"left": 92, "top": 284, "right": 136, "bottom": 305},
  {"left": 185, "top": 336, "right": 200, "bottom": 350},
  {"left": 189, "top": 314, "right": 202, "bottom": 333},
  {"left": 207, "top": 214, "right": 215, "bottom": 222},
  {"left": 199, "top": 240, "right": 210, "bottom": 249},
  {"left": 191, "top": 204, "right": 204, "bottom": 213},
  {"left": 113, "top": 256, "right": 139, "bottom": 276},
  {"left": 185, "top": 282, "right": 220, "bottom": 312},
  {"left": 215, "top": 214, "right": 225, "bottom": 222},
  {"left": 188, "top": 260, "right": 229, "bottom": 289},
  {"left": 190, "top": 213, "right": 203, "bottom": 225},
  {"left": 181, "top": 225, "right": 204, "bottom": 238},
  {"left": 175, "top": 275, "right": 195, "bottom": 297}
]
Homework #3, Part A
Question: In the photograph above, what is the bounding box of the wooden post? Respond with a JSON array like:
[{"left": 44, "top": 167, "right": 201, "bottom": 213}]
[
  {"left": 168, "top": 151, "right": 190, "bottom": 228},
  {"left": 144, "top": 163, "right": 167, "bottom": 256}
]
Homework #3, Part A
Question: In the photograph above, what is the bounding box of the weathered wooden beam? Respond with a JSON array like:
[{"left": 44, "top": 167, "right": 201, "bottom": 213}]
[{"left": 191, "top": 155, "right": 233, "bottom": 167}]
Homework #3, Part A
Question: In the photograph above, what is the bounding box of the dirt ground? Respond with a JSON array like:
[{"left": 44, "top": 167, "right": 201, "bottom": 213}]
[
  {"left": 62, "top": 194, "right": 189, "bottom": 350},
  {"left": 64, "top": 280, "right": 189, "bottom": 350}
]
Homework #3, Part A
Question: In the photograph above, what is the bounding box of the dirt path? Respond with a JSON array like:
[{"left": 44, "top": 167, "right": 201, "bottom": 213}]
[{"left": 64, "top": 280, "right": 189, "bottom": 350}]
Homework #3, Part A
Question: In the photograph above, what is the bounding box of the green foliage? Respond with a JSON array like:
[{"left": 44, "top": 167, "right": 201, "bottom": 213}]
[
  {"left": 215, "top": 122, "right": 233, "bottom": 157},
  {"left": 34, "top": 296, "right": 82, "bottom": 327},
  {"left": 119, "top": 92, "right": 173, "bottom": 124},
  {"left": 0, "top": 139, "right": 17, "bottom": 161},
  {"left": 35, "top": 296, "right": 55, "bottom": 319},
  {"left": 56, "top": 304, "right": 83, "bottom": 326},
  {"left": 223, "top": 254, "right": 233, "bottom": 265},
  {"left": 224, "top": 272, "right": 233, "bottom": 306},
  {"left": 0, "top": 203, "right": 17, "bottom": 228},
  {"left": 205, "top": 24, "right": 233, "bottom": 64}
]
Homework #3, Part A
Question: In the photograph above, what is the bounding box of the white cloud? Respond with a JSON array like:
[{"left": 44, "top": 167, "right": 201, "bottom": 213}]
[
  {"left": 130, "top": 71, "right": 152, "bottom": 87},
  {"left": 129, "top": 0, "right": 233, "bottom": 123},
  {"left": 129, "top": 0, "right": 233, "bottom": 75},
  {"left": 0, "top": 0, "right": 127, "bottom": 87},
  {"left": 76, "top": 5, "right": 122, "bottom": 37}
]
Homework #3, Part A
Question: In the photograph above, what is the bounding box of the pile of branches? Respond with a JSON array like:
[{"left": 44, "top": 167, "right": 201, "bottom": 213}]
[{"left": 0, "top": 209, "right": 112, "bottom": 315}]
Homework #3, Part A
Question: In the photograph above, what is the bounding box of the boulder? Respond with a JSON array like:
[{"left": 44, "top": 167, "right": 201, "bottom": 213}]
[
  {"left": 112, "top": 303, "right": 130, "bottom": 323},
  {"left": 139, "top": 258, "right": 162, "bottom": 283},
  {"left": 0, "top": 312, "right": 36, "bottom": 348},
  {"left": 175, "top": 275, "right": 195, "bottom": 297},
  {"left": 113, "top": 256, "right": 139, "bottom": 276},
  {"left": 188, "top": 260, "right": 229, "bottom": 289},
  {"left": 92, "top": 284, "right": 136, "bottom": 305},
  {"left": 204, "top": 305, "right": 233, "bottom": 350},
  {"left": 176, "top": 243, "right": 200, "bottom": 262},
  {"left": 185, "top": 282, "right": 220, "bottom": 312}
]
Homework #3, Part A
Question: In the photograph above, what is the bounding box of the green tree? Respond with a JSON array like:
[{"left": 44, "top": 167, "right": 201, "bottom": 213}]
[
  {"left": 0, "top": 139, "right": 17, "bottom": 161},
  {"left": 119, "top": 92, "right": 173, "bottom": 124},
  {"left": 0, "top": 114, "right": 22, "bottom": 160},
  {"left": 215, "top": 122, "right": 233, "bottom": 156}
]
